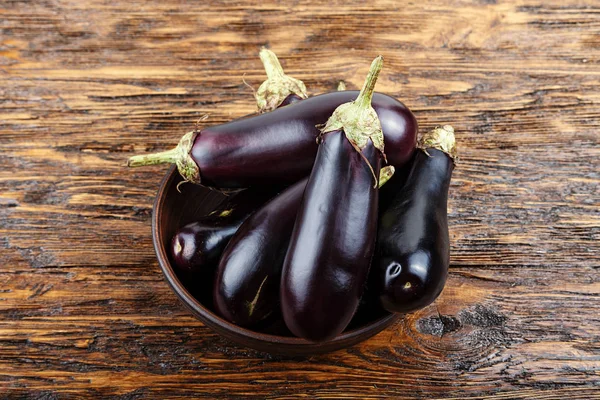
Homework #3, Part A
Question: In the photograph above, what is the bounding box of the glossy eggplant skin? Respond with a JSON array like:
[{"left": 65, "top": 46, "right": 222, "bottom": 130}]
[
  {"left": 171, "top": 187, "right": 279, "bottom": 273},
  {"left": 376, "top": 148, "right": 454, "bottom": 313},
  {"left": 214, "top": 179, "right": 306, "bottom": 327},
  {"left": 192, "top": 91, "right": 416, "bottom": 188},
  {"left": 281, "top": 131, "right": 381, "bottom": 342}
]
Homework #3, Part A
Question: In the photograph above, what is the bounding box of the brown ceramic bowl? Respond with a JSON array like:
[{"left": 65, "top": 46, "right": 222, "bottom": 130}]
[{"left": 152, "top": 166, "right": 400, "bottom": 355}]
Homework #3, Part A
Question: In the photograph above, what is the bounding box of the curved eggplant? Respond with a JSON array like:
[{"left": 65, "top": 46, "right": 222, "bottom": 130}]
[
  {"left": 171, "top": 187, "right": 280, "bottom": 273},
  {"left": 281, "top": 57, "right": 385, "bottom": 342},
  {"left": 127, "top": 90, "right": 416, "bottom": 189},
  {"left": 214, "top": 179, "right": 306, "bottom": 327},
  {"left": 376, "top": 125, "right": 456, "bottom": 313},
  {"left": 213, "top": 166, "right": 394, "bottom": 328}
]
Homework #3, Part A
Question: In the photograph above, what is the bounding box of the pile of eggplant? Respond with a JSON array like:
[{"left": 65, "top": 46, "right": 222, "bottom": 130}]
[{"left": 128, "top": 50, "right": 457, "bottom": 342}]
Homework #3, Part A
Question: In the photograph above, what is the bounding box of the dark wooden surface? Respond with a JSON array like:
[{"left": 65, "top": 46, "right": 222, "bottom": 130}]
[{"left": 1, "top": 0, "right": 599, "bottom": 398}]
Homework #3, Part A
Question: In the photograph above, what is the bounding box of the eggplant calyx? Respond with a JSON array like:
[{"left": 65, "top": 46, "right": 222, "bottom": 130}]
[
  {"left": 320, "top": 56, "right": 386, "bottom": 186},
  {"left": 127, "top": 131, "right": 201, "bottom": 184},
  {"left": 378, "top": 165, "right": 395, "bottom": 188},
  {"left": 418, "top": 125, "right": 457, "bottom": 162},
  {"left": 255, "top": 48, "right": 307, "bottom": 113}
]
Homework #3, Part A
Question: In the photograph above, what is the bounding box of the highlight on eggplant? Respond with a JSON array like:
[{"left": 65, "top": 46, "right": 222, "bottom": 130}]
[
  {"left": 280, "top": 56, "right": 386, "bottom": 342},
  {"left": 255, "top": 48, "right": 307, "bottom": 113},
  {"left": 375, "top": 125, "right": 457, "bottom": 314},
  {"left": 213, "top": 166, "right": 395, "bottom": 328}
]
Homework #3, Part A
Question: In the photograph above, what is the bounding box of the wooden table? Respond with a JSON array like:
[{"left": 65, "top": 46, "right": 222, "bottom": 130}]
[{"left": 1, "top": 0, "right": 599, "bottom": 398}]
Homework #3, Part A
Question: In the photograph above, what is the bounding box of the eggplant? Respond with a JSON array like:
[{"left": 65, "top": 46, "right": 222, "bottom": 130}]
[
  {"left": 281, "top": 57, "right": 385, "bottom": 342},
  {"left": 127, "top": 91, "right": 416, "bottom": 189},
  {"left": 376, "top": 125, "right": 457, "bottom": 313},
  {"left": 212, "top": 166, "right": 394, "bottom": 328},
  {"left": 255, "top": 48, "right": 307, "bottom": 113},
  {"left": 171, "top": 187, "right": 280, "bottom": 273},
  {"left": 277, "top": 94, "right": 303, "bottom": 108},
  {"left": 214, "top": 179, "right": 306, "bottom": 327}
]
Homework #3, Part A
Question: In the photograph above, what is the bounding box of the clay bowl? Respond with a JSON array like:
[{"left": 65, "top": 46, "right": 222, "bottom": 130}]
[{"left": 152, "top": 166, "right": 400, "bottom": 356}]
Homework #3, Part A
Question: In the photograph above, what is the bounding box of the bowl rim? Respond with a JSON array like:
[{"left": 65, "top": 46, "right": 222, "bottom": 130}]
[{"left": 152, "top": 166, "right": 400, "bottom": 349}]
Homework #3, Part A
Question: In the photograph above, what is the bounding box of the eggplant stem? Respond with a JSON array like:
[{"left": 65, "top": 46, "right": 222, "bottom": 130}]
[
  {"left": 319, "top": 56, "right": 386, "bottom": 155},
  {"left": 127, "top": 131, "right": 201, "bottom": 184},
  {"left": 320, "top": 56, "right": 386, "bottom": 187},
  {"left": 260, "top": 48, "right": 285, "bottom": 80},
  {"left": 255, "top": 48, "right": 308, "bottom": 113},
  {"left": 418, "top": 125, "right": 457, "bottom": 162},
  {"left": 127, "top": 147, "right": 179, "bottom": 167},
  {"left": 337, "top": 81, "right": 347, "bottom": 91},
  {"left": 355, "top": 56, "right": 383, "bottom": 110}
]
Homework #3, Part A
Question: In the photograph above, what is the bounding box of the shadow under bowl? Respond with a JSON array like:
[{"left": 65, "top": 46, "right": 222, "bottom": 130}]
[{"left": 152, "top": 166, "right": 400, "bottom": 356}]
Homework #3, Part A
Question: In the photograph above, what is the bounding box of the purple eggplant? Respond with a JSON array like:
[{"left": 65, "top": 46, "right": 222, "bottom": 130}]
[
  {"left": 214, "top": 179, "right": 306, "bottom": 327},
  {"left": 127, "top": 91, "right": 416, "bottom": 189},
  {"left": 212, "top": 166, "right": 394, "bottom": 328},
  {"left": 281, "top": 56, "right": 386, "bottom": 342},
  {"left": 171, "top": 50, "right": 306, "bottom": 274},
  {"left": 171, "top": 187, "right": 280, "bottom": 273},
  {"left": 376, "top": 126, "right": 456, "bottom": 313},
  {"left": 276, "top": 94, "right": 303, "bottom": 108}
]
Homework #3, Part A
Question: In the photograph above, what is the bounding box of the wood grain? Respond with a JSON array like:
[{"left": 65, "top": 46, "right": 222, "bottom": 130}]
[{"left": 1, "top": 0, "right": 599, "bottom": 398}]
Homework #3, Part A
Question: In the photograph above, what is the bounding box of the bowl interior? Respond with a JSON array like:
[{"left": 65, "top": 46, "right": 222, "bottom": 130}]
[{"left": 153, "top": 166, "right": 400, "bottom": 355}]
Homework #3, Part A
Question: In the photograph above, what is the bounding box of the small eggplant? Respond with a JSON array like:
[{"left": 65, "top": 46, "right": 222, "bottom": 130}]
[
  {"left": 376, "top": 126, "right": 457, "bottom": 313},
  {"left": 213, "top": 167, "right": 394, "bottom": 328},
  {"left": 171, "top": 187, "right": 280, "bottom": 273},
  {"left": 255, "top": 48, "right": 307, "bottom": 113},
  {"left": 127, "top": 91, "right": 416, "bottom": 189},
  {"left": 281, "top": 56, "right": 386, "bottom": 342}
]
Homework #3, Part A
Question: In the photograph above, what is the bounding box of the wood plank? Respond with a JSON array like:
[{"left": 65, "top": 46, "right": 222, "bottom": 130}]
[{"left": 1, "top": 0, "right": 599, "bottom": 397}]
